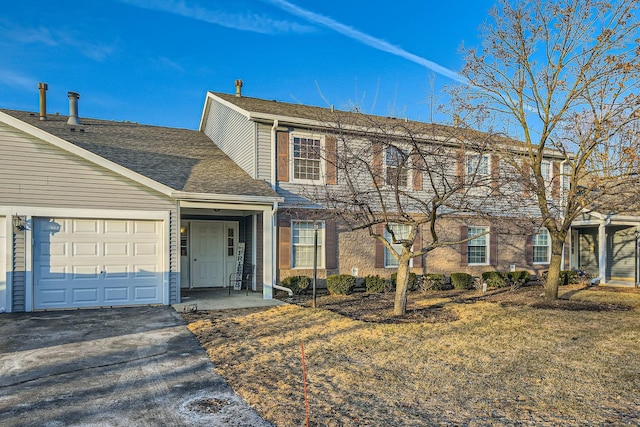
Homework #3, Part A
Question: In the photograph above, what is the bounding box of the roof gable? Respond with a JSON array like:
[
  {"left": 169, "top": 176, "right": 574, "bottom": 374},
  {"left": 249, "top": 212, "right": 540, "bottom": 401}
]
[{"left": 0, "top": 109, "right": 278, "bottom": 200}]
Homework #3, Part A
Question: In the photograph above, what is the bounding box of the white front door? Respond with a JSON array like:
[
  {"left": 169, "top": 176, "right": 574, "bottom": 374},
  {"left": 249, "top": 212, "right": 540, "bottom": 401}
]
[
  {"left": 0, "top": 217, "right": 6, "bottom": 312},
  {"left": 190, "top": 221, "right": 239, "bottom": 288},
  {"left": 33, "top": 217, "right": 164, "bottom": 309},
  {"left": 191, "top": 222, "right": 225, "bottom": 287}
]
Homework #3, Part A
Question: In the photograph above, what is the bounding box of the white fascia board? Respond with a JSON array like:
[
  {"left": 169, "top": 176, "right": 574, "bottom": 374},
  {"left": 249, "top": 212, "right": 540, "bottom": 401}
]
[
  {"left": 0, "top": 111, "right": 174, "bottom": 197},
  {"left": 174, "top": 191, "right": 282, "bottom": 205},
  {"left": 180, "top": 200, "right": 277, "bottom": 212}
]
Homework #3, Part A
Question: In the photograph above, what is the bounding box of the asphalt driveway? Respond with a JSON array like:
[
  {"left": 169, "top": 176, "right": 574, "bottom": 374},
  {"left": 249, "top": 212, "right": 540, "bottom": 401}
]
[{"left": 0, "top": 306, "right": 272, "bottom": 427}]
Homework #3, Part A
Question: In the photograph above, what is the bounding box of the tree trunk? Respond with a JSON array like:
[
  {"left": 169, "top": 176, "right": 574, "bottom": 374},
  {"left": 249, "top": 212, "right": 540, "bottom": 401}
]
[
  {"left": 544, "top": 232, "right": 566, "bottom": 300},
  {"left": 393, "top": 250, "right": 412, "bottom": 316}
]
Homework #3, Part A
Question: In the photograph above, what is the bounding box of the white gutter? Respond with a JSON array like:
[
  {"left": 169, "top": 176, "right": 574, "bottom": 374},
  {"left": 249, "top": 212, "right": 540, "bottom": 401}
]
[
  {"left": 173, "top": 191, "right": 282, "bottom": 204},
  {"left": 270, "top": 119, "right": 278, "bottom": 190}
]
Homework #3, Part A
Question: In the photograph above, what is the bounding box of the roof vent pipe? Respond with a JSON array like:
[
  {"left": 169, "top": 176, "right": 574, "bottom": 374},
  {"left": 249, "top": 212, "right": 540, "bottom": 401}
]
[
  {"left": 38, "top": 82, "right": 48, "bottom": 121},
  {"left": 235, "top": 79, "right": 243, "bottom": 97},
  {"left": 67, "top": 91, "right": 81, "bottom": 125}
]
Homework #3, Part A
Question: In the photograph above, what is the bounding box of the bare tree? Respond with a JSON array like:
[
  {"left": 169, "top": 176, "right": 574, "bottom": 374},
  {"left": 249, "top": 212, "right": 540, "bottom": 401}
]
[
  {"left": 302, "top": 110, "right": 498, "bottom": 316},
  {"left": 452, "top": 0, "right": 640, "bottom": 299}
]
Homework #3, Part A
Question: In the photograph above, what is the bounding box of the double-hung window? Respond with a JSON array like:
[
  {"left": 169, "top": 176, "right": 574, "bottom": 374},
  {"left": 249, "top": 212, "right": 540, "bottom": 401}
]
[
  {"left": 385, "top": 147, "right": 409, "bottom": 187},
  {"left": 533, "top": 229, "right": 550, "bottom": 264},
  {"left": 292, "top": 135, "right": 322, "bottom": 182},
  {"left": 291, "top": 221, "right": 324, "bottom": 268},
  {"left": 468, "top": 226, "right": 489, "bottom": 265},
  {"left": 384, "top": 223, "right": 412, "bottom": 268},
  {"left": 465, "top": 154, "right": 489, "bottom": 183}
]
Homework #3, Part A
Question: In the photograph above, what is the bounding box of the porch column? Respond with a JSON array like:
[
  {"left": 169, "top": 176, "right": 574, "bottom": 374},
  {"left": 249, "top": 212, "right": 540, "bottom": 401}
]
[
  {"left": 262, "top": 207, "right": 275, "bottom": 299},
  {"left": 598, "top": 222, "right": 606, "bottom": 284}
]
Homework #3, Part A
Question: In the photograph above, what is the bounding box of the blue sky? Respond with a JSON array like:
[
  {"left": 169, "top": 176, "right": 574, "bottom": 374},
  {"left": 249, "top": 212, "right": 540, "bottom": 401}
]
[{"left": 0, "top": 0, "right": 494, "bottom": 129}]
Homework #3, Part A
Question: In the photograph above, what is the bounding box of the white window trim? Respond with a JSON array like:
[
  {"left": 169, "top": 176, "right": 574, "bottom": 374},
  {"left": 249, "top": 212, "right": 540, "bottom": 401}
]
[
  {"left": 533, "top": 228, "right": 551, "bottom": 265},
  {"left": 290, "top": 132, "right": 326, "bottom": 185},
  {"left": 384, "top": 147, "right": 411, "bottom": 189},
  {"left": 468, "top": 226, "right": 490, "bottom": 266},
  {"left": 291, "top": 220, "right": 325, "bottom": 269},
  {"left": 384, "top": 224, "right": 414, "bottom": 268}
]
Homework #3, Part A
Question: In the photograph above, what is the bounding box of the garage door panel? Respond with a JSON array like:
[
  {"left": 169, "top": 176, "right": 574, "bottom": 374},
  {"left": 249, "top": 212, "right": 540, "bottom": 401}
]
[
  {"left": 34, "top": 217, "right": 163, "bottom": 309},
  {"left": 72, "top": 288, "right": 99, "bottom": 304},
  {"left": 72, "top": 242, "right": 99, "bottom": 257},
  {"left": 73, "top": 220, "right": 99, "bottom": 234}
]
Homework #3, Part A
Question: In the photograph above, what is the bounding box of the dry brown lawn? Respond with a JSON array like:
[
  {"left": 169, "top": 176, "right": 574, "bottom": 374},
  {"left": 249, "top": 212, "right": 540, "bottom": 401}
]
[{"left": 183, "top": 285, "right": 640, "bottom": 426}]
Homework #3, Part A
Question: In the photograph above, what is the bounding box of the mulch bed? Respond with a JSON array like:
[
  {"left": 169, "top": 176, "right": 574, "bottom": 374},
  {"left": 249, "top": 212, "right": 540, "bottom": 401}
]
[{"left": 284, "top": 284, "right": 636, "bottom": 324}]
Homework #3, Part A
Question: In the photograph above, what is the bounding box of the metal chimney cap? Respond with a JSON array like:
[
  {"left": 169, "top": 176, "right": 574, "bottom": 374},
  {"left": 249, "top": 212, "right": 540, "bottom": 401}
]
[{"left": 67, "top": 91, "right": 80, "bottom": 99}]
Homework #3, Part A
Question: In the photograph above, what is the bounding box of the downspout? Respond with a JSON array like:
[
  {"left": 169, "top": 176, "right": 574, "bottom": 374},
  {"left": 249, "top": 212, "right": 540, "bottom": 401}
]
[
  {"left": 270, "top": 120, "right": 278, "bottom": 190},
  {"left": 270, "top": 196, "right": 293, "bottom": 300}
]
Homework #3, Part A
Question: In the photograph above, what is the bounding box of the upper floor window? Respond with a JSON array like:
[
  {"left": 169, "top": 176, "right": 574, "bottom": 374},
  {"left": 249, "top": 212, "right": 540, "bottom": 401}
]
[
  {"left": 533, "top": 229, "right": 550, "bottom": 264},
  {"left": 385, "top": 147, "right": 409, "bottom": 187},
  {"left": 466, "top": 154, "right": 489, "bottom": 177},
  {"left": 293, "top": 135, "right": 322, "bottom": 182},
  {"left": 541, "top": 160, "right": 552, "bottom": 181},
  {"left": 384, "top": 223, "right": 412, "bottom": 268},
  {"left": 468, "top": 226, "right": 489, "bottom": 265},
  {"left": 292, "top": 220, "right": 324, "bottom": 268}
]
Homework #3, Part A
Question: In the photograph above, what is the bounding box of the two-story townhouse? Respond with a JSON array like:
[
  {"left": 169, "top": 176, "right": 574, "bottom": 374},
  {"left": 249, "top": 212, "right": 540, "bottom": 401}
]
[{"left": 200, "top": 87, "right": 577, "bottom": 283}]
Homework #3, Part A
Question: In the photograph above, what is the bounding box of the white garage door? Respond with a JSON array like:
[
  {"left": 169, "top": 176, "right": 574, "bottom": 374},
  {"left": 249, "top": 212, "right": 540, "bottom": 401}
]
[{"left": 34, "top": 217, "right": 164, "bottom": 309}]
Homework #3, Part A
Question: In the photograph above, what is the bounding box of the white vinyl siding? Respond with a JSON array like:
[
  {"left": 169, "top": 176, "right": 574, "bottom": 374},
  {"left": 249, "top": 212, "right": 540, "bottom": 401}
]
[
  {"left": 257, "top": 123, "right": 273, "bottom": 182},
  {"left": 202, "top": 100, "right": 256, "bottom": 178}
]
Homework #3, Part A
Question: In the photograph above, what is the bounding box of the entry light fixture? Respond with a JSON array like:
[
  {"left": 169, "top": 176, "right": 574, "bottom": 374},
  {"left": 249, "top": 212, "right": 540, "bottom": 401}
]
[{"left": 13, "top": 215, "right": 26, "bottom": 232}]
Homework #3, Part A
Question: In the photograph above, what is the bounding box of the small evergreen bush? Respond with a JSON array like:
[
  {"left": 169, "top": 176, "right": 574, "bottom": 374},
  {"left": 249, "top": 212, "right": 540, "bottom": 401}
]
[
  {"left": 450, "top": 272, "right": 474, "bottom": 290},
  {"left": 364, "top": 275, "right": 387, "bottom": 293},
  {"left": 390, "top": 272, "right": 418, "bottom": 290},
  {"left": 482, "top": 271, "right": 507, "bottom": 288},
  {"left": 327, "top": 274, "right": 356, "bottom": 295},
  {"left": 421, "top": 273, "right": 448, "bottom": 290},
  {"left": 541, "top": 270, "right": 578, "bottom": 285},
  {"left": 507, "top": 271, "right": 531, "bottom": 287},
  {"left": 281, "top": 275, "right": 311, "bottom": 295}
]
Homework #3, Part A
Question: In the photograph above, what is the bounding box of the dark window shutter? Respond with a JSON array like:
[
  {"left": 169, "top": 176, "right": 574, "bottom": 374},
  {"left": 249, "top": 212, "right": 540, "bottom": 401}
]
[
  {"left": 374, "top": 223, "right": 385, "bottom": 268},
  {"left": 413, "top": 224, "right": 423, "bottom": 268},
  {"left": 412, "top": 153, "right": 423, "bottom": 191},
  {"left": 491, "top": 155, "right": 500, "bottom": 192},
  {"left": 552, "top": 161, "right": 560, "bottom": 198},
  {"left": 490, "top": 227, "right": 498, "bottom": 267},
  {"left": 277, "top": 131, "right": 289, "bottom": 182},
  {"left": 456, "top": 149, "right": 465, "bottom": 192},
  {"left": 325, "top": 136, "right": 337, "bottom": 185},
  {"left": 525, "top": 234, "right": 533, "bottom": 265},
  {"left": 325, "top": 219, "right": 337, "bottom": 269},
  {"left": 460, "top": 225, "right": 468, "bottom": 266},
  {"left": 278, "top": 214, "right": 291, "bottom": 269},
  {"left": 372, "top": 142, "right": 383, "bottom": 187}
]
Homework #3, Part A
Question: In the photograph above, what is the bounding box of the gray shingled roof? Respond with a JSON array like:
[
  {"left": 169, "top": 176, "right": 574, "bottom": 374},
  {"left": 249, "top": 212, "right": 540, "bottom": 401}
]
[
  {"left": 1, "top": 109, "right": 277, "bottom": 198},
  {"left": 211, "top": 92, "right": 528, "bottom": 149}
]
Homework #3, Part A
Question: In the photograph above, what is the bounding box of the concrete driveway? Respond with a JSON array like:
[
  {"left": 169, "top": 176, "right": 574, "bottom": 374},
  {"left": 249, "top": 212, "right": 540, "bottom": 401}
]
[{"left": 0, "top": 306, "right": 272, "bottom": 427}]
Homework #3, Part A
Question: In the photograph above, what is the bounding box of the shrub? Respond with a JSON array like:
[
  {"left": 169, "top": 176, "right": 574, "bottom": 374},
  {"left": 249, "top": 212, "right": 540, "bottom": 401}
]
[
  {"left": 541, "top": 270, "right": 579, "bottom": 286},
  {"left": 507, "top": 271, "right": 531, "bottom": 287},
  {"left": 364, "top": 275, "right": 387, "bottom": 293},
  {"left": 450, "top": 272, "right": 473, "bottom": 290},
  {"left": 327, "top": 274, "right": 356, "bottom": 295},
  {"left": 390, "top": 272, "right": 418, "bottom": 290},
  {"left": 421, "top": 273, "right": 448, "bottom": 290},
  {"left": 482, "top": 271, "right": 507, "bottom": 288},
  {"left": 281, "top": 275, "right": 311, "bottom": 295}
]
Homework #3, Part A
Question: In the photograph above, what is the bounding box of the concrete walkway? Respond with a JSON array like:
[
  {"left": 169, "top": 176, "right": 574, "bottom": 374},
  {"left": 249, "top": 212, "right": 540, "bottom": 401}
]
[
  {"left": 173, "top": 288, "right": 285, "bottom": 312},
  {"left": 0, "top": 306, "right": 272, "bottom": 427}
]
